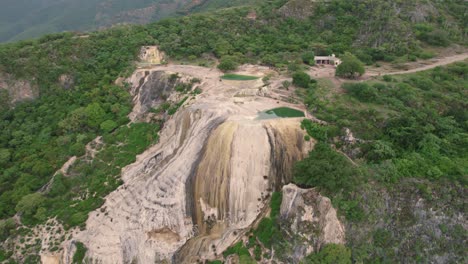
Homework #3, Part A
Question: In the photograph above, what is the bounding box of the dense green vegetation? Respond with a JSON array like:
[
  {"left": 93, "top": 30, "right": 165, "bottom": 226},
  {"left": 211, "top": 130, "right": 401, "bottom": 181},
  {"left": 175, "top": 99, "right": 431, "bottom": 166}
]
[
  {"left": 221, "top": 74, "right": 259, "bottom": 80},
  {"left": 293, "top": 62, "right": 468, "bottom": 262},
  {"left": 294, "top": 142, "right": 360, "bottom": 194},
  {"left": 149, "top": 0, "right": 466, "bottom": 67},
  {"left": 1, "top": 0, "right": 250, "bottom": 43},
  {"left": 72, "top": 242, "right": 87, "bottom": 264},
  {"left": 0, "top": 27, "right": 160, "bottom": 226},
  {"left": 312, "top": 63, "right": 467, "bottom": 184},
  {"left": 303, "top": 244, "right": 351, "bottom": 264}
]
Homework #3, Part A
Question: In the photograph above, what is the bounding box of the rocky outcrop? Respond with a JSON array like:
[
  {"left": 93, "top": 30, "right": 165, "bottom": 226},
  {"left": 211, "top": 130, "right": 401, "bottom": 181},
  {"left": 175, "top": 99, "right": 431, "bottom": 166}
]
[
  {"left": 278, "top": 0, "right": 318, "bottom": 19},
  {"left": 126, "top": 70, "right": 178, "bottom": 121},
  {"left": 279, "top": 184, "right": 346, "bottom": 263},
  {"left": 0, "top": 73, "right": 38, "bottom": 104},
  {"left": 126, "top": 69, "right": 199, "bottom": 122},
  {"left": 68, "top": 65, "right": 313, "bottom": 264},
  {"left": 139, "top": 46, "right": 166, "bottom": 65},
  {"left": 58, "top": 74, "right": 74, "bottom": 90}
]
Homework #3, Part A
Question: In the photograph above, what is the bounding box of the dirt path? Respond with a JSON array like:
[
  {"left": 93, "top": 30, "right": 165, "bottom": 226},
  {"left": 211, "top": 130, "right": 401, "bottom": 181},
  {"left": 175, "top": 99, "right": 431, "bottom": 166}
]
[
  {"left": 307, "top": 52, "right": 468, "bottom": 83},
  {"left": 366, "top": 52, "right": 468, "bottom": 77}
]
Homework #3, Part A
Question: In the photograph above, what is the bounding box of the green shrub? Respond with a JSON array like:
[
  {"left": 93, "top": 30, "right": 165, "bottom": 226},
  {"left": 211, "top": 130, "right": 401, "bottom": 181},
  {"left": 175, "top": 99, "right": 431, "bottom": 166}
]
[
  {"left": 206, "top": 261, "right": 222, "bottom": 264},
  {"left": 282, "top": 80, "right": 291, "bottom": 90},
  {"left": 223, "top": 241, "right": 250, "bottom": 258},
  {"left": 73, "top": 242, "right": 87, "bottom": 264},
  {"left": 292, "top": 71, "right": 311, "bottom": 88},
  {"left": 301, "top": 119, "right": 328, "bottom": 142},
  {"left": 218, "top": 57, "right": 239, "bottom": 72},
  {"left": 336, "top": 52, "right": 365, "bottom": 79},
  {"left": 253, "top": 217, "right": 278, "bottom": 248},
  {"left": 254, "top": 245, "right": 262, "bottom": 261},
  {"left": 270, "top": 192, "right": 282, "bottom": 219},
  {"left": 302, "top": 51, "right": 316, "bottom": 65},
  {"left": 304, "top": 244, "right": 351, "bottom": 264},
  {"left": 343, "top": 83, "right": 378, "bottom": 102},
  {"left": 382, "top": 75, "right": 393, "bottom": 82},
  {"left": 293, "top": 142, "right": 360, "bottom": 194},
  {"left": 100, "top": 120, "right": 118, "bottom": 133},
  {"left": 364, "top": 140, "right": 396, "bottom": 162},
  {"left": 0, "top": 218, "right": 16, "bottom": 241}
]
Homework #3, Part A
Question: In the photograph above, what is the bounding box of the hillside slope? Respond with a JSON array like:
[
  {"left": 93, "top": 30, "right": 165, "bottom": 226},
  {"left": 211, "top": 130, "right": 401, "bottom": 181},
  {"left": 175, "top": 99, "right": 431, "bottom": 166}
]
[
  {"left": 0, "top": 0, "right": 259, "bottom": 43},
  {"left": 0, "top": 1, "right": 466, "bottom": 263}
]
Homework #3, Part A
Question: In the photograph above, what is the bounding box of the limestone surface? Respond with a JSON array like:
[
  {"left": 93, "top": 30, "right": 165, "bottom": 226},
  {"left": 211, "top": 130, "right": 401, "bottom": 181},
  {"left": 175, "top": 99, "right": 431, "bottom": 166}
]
[{"left": 66, "top": 64, "right": 314, "bottom": 263}]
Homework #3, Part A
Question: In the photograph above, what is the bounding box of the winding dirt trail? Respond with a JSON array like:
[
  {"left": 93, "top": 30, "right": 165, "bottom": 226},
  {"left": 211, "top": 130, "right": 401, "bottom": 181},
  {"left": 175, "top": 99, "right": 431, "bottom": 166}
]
[{"left": 366, "top": 52, "right": 468, "bottom": 77}]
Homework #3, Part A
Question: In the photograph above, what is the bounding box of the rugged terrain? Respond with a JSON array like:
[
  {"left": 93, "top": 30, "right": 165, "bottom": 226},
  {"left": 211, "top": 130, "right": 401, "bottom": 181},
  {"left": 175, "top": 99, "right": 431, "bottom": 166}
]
[
  {"left": 65, "top": 63, "right": 316, "bottom": 263},
  {"left": 0, "top": 1, "right": 466, "bottom": 263}
]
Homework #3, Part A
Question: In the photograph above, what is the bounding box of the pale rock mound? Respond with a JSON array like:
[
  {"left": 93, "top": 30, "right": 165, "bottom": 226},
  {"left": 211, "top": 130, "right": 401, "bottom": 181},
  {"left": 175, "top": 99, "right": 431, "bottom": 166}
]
[
  {"left": 280, "top": 184, "right": 346, "bottom": 263},
  {"left": 67, "top": 64, "right": 313, "bottom": 263}
]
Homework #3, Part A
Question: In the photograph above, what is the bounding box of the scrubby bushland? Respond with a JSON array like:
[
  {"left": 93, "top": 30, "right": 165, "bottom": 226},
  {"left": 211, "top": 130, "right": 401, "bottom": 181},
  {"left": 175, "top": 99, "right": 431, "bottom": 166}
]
[{"left": 296, "top": 62, "right": 467, "bottom": 263}]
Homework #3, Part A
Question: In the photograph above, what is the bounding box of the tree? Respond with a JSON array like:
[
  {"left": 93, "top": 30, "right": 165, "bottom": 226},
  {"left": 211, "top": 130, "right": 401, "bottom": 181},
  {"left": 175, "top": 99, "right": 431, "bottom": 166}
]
[
  {"left": 366, "top": 140, "right": 396, "bottom": 161},
  {"left": 217, "top": 56, "right": 238, "bottom": 72},
  {"left": 100, "top": 120, "right": 118, "bottom": 133},
  {"left": 15, "top": 193, "right": 46, "bottom": 219},
  {"left": 85, "top": 103, "right": 106, "bottom": 129},
  {"left": 0, "top": 218, "right": 16, "bottom": 241},
  {"left": 292, "top": 71, "right": 311, "bottom": 88},
  {"left": 282, "top": 80, "right": 291, "bottom": 90},
  {"left": 302, "top": 51, "right": 316, "bottom": 65},
  {"left": 305, "top": 244, "right": 352, "bottom": 264},
  {"left": 293, "top": 142, "right": 359, "bottom": 193},
  {"left": 336, "top": 52, "right": 365, "bottom": 79},
  {"left": 0, "top": 149, "right": 11, "bottom": 166}
]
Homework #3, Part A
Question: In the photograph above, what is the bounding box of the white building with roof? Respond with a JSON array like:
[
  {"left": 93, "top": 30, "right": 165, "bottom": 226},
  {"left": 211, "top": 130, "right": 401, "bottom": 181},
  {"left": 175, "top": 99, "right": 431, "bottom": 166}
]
[{"left": 314, "top": 54, "right": 342, "bottom": 67}]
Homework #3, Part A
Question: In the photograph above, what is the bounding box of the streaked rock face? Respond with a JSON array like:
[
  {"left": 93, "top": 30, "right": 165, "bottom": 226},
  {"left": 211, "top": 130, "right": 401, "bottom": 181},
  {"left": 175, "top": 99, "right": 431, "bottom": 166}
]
[
  {"left": 139, "top": 46, "right": 166, "bottom": 65},
  {"left": 66, "top": 64, "right": 313, "bottom": 263},
  {"left": 280, "top": 184, "right": 346, "bottom": 263}
]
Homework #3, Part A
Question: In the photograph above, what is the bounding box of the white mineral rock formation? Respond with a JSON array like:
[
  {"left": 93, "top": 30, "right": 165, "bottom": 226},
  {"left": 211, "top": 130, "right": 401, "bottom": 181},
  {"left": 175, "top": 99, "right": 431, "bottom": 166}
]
[{"left": 65, "top": 64, "right": 314, "bottom": 263}]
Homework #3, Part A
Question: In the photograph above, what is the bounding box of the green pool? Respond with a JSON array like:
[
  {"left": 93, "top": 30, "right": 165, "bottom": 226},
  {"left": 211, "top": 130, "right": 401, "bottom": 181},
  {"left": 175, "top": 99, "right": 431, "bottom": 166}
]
[
  {"left": 257, "top": 107, "right": 305, "bottom": 120},
  {"left": 221, "top": 74, "right": 260, "bottom": 80}
]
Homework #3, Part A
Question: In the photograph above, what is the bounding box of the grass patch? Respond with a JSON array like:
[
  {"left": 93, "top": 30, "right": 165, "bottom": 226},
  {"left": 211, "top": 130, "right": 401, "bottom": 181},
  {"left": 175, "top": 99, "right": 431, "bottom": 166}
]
[
  {"left": 265, "top": 107, "right": 305, "bottom": 118},
  {"left": 72, "top": 242, "right": 87, "bottom": 264},
  {"left": 221, "top": 74, "right": 259, "bottom": 80}
]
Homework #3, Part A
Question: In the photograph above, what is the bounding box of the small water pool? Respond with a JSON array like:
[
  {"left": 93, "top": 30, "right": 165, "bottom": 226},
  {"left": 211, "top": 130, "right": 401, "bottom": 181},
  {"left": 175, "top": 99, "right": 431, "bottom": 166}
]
[
  {"left": 257, "top": 107, "right": 305, "bottom": 120},
  {"left": 221, "top": 74, "right": 260, "bottom": 81}
]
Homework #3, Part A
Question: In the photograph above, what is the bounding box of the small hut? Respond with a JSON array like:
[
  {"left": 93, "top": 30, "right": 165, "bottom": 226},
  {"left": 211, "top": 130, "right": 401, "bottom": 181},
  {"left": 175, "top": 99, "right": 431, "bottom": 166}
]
[{"left": 314, "top": 54, "right": 342, "bottom": 67}]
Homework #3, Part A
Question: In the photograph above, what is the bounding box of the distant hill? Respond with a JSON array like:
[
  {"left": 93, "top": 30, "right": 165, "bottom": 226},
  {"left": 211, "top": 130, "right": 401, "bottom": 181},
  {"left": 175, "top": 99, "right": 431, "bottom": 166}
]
[{"left": 0, "top": 0, "right": 259, "bottom": 42}]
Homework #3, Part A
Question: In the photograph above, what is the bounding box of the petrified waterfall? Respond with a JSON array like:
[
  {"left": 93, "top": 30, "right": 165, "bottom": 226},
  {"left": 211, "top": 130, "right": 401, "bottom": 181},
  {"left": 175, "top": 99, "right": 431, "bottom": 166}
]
[{"left": 69, "top": 65, "right": 313, "bottom": 263}]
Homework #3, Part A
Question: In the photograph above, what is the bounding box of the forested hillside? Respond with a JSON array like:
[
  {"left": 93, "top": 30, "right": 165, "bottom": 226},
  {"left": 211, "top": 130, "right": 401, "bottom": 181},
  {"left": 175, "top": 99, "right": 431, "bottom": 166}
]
[
  {"left": 0, "top": 0, "right": 259, "bottom": 43},
  {"left": 0, "top": 0, "right": 467, "bottom": 263},
  {"left": 1, "top": 0, "right": 163, "bottom": 42}
]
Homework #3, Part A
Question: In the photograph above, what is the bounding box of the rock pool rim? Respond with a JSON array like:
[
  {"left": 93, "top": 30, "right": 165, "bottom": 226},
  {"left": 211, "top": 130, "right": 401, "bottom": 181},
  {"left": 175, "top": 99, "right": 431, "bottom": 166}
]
[{"left": 257, "top": 107, "right": 305, "bottom": 120}]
